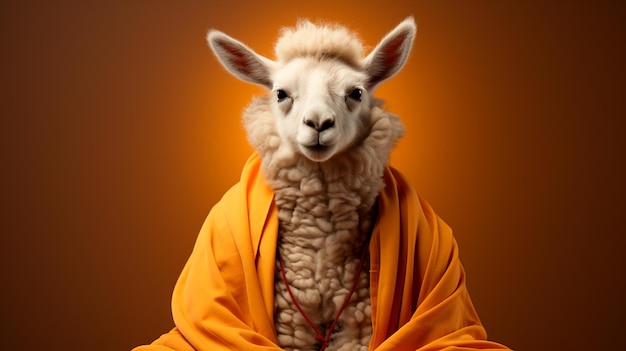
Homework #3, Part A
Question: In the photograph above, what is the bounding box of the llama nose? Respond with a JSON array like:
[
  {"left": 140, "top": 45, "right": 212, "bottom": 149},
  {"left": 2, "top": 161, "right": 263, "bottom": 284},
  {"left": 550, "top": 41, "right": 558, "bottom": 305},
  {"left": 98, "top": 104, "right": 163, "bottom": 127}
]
[{"left": 304, "top": 115, "right": 335, "bottom": 132}]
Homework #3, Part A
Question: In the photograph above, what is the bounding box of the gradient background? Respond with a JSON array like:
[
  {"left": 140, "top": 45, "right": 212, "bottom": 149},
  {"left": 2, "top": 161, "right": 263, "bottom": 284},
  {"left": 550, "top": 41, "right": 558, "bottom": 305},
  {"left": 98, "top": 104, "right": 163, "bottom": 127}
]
[{"left": 1, "top": 1, "right": 624, "bottom": 350}]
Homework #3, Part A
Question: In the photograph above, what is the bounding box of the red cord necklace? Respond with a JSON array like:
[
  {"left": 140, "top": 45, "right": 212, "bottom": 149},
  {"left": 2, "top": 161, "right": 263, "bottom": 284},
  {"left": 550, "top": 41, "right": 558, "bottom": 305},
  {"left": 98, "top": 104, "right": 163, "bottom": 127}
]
[{"left": 277, "top": 233, "right": 371, "bottom": 351}]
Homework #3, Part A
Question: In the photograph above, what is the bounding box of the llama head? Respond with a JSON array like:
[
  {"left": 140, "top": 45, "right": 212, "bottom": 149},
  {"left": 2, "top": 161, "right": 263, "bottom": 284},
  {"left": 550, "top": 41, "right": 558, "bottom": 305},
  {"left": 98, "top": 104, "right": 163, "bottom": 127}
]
[{"left": 208, "top": 18, "right": 415, "bottom": 163}]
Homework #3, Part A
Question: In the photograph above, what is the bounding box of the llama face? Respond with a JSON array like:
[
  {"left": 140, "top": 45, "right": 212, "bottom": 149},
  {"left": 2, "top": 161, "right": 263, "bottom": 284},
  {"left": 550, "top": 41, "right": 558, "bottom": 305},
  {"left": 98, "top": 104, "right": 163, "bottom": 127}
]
[
  {"left": 270, "top": 57, "right": 371, "bottom": 162},
  {"left": 208, "top": 17, "right": 416, "bottom": 162}
]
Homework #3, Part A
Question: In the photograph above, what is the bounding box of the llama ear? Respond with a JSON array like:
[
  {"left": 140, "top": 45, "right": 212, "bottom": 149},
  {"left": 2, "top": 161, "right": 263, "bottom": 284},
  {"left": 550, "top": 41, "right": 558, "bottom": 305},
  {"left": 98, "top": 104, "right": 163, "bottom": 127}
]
[
  {"left": 208, "top": 30, "right": 274, "bottom": 89},
  {"left": 362, "top": 17, "right": 416, "bottom": 89}
]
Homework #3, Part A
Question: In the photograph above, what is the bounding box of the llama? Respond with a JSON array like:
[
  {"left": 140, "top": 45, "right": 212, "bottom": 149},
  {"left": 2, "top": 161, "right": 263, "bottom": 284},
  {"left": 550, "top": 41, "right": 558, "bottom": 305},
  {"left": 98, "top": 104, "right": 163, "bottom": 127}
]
[
  {"left": 134, "top": 17, "right": 511, "bottom": 351},
  {"left": 208, "top": 18, "right": 414, "bottom": 351}
]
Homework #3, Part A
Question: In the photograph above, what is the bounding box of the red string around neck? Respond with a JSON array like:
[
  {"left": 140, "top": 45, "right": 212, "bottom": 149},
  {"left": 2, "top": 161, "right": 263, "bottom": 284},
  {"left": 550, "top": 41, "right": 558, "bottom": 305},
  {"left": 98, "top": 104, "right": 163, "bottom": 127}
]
[{"left": 277, "top": 234, "right": 371, "bottom": 351}]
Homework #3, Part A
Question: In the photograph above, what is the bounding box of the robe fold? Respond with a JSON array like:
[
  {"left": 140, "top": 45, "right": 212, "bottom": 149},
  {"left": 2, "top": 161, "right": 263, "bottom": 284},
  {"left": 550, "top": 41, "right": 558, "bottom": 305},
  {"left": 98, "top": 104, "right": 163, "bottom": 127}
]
[{"left": 134, "top": 153, "right": 510, "bottom": 351}]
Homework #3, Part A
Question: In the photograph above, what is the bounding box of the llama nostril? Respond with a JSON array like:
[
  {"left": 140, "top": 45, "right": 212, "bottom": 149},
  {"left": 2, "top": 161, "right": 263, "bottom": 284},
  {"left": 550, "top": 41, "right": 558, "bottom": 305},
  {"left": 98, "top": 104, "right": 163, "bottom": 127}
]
[
  {"left": 319, "top": 119, "right": 334, "bottom": 132},
  {"left": 304, "top": 117, "right": 335, "bottom": 132},
  {"left": 304, "top": 119, "right": 316, "bottom": 130}
]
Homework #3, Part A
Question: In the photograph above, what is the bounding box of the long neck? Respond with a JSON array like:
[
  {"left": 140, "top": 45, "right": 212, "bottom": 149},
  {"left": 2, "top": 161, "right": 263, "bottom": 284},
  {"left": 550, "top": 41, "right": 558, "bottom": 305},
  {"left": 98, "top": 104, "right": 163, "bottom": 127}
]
[{"left": 270, "top": 155, "right": 382, "bottom": 258}]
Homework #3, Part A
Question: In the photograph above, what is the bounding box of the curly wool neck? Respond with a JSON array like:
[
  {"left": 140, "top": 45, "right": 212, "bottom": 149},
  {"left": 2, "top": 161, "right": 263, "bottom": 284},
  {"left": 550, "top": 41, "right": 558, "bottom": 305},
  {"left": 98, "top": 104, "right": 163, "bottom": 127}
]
[{"left": 243, "top": 97, "right": 404, "bottom": 351}]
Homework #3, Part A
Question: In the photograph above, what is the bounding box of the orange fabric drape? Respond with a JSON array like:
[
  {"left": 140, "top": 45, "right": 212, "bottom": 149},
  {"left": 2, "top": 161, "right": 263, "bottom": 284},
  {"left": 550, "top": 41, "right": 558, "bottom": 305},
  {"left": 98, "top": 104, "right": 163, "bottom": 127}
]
[{"left": 134, "top": 153, "right": 510, "bottom": 350}]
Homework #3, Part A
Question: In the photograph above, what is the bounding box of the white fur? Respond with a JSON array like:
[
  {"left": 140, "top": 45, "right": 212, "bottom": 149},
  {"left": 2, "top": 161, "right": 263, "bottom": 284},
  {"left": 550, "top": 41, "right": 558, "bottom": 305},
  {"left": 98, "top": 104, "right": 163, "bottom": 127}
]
[{"left": 209, "top": 18, "right": 415, "bottom": 350}]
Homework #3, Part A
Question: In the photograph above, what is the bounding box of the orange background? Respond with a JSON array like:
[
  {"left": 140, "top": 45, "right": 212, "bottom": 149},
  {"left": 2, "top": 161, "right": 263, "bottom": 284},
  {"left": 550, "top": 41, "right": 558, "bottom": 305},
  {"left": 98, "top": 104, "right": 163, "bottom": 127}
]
[{"left": 1, "top": 1, "right": 624, "bottom": 350}]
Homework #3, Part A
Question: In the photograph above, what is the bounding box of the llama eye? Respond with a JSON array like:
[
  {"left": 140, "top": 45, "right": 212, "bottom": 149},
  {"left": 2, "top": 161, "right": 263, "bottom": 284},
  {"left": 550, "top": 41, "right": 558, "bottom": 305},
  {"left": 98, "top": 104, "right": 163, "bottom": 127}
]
[
  {"left": 347, "top": 88, "right": 362, "bottom": 101},
  {"left": 276, "top": 89, "right": 289, "bottom": 101}
]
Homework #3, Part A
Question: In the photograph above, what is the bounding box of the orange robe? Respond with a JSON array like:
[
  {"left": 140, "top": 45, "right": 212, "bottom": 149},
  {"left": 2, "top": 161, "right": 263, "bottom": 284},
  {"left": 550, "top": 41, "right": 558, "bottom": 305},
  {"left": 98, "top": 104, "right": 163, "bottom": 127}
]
[{"left": 134, "top": 153, "right": 510, "bottom": 350}]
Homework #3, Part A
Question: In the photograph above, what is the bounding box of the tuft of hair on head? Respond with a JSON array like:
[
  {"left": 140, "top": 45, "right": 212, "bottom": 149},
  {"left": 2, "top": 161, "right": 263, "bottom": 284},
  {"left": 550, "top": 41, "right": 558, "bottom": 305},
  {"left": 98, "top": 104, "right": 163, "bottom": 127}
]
[{"left": 274, "top": 19, "right": 365, "bottom": 68}]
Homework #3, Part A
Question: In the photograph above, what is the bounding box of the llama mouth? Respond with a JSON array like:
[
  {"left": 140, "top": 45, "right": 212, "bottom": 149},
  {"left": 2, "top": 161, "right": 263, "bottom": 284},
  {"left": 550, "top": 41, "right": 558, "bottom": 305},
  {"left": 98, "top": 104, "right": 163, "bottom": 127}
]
[
  {"left": 300, "top": 142, "right": 335, "bottom": 162},
  {"left": 306, "top": 143, "right": 328, "bottom": 152}
]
